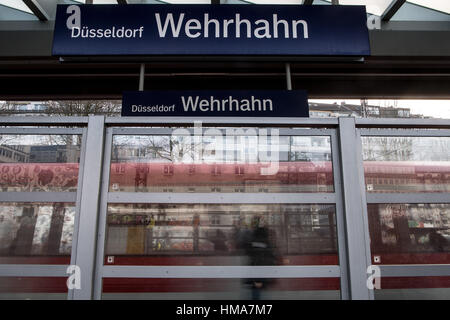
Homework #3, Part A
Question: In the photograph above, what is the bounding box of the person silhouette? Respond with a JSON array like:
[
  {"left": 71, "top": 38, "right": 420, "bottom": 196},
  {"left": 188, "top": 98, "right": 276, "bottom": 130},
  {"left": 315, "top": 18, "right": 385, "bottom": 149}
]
[{"left": 244, "top": 216, "right": 277, "bottom": 300}]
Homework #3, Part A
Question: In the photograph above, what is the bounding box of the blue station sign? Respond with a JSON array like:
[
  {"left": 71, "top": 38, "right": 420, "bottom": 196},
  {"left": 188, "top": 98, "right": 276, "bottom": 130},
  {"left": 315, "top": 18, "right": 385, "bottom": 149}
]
[
  {"left": 121, "top": 91, "right": 309, "bottom": 117},
  {"left": 53, "top": 4, "right": 370, "bottom": 56}
]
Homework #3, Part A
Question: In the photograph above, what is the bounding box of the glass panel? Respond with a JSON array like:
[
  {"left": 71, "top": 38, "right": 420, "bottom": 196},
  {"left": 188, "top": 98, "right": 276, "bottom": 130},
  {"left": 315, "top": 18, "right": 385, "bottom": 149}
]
[
  {"left": 0, "top": 203, "right": 75, "bottom": 264},
  {"left": 102, "top": 277, "right": 340, "bottom": 300},
  {"left": 368, "top": 204, "right": 450, "bottom": 264},
  {"left": 104, "top": 204, "right": 338, "bottom": 266},
  {"left": 110, "top": 134, "right": 333, "bottom": 193},
  {"left": 0, "top": 135, "right": 81, "bottom": 192},
  {"left": 375, "top": 277, "right": 450, "bottom": 300},
  {"left": 0, "top": 277, "right": 68, "bottom": 300},
  {"left": 362, "top": 136, "right": 450, "bottom": 193}
]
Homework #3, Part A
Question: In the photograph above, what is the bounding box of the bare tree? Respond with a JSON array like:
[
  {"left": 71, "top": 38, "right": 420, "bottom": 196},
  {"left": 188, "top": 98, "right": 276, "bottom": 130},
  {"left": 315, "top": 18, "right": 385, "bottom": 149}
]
[{"left": 44, "top": 100, "right": 121, "bottom": 116}]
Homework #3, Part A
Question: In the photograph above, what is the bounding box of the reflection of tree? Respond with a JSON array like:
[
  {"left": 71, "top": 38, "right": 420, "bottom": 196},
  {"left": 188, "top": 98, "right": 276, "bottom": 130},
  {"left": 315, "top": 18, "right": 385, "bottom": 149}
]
[
  {"left": 0, "top": 100, "right": 120, "bottom": 116},
  {"left": 44, "top": 100, "right": 120, "bottom": 117},
  {"left": 113, "top": 135, "right": 200, "bottom": 163},
  {"left": 363, "top": 137, "right": 413, "bottom": 161}
]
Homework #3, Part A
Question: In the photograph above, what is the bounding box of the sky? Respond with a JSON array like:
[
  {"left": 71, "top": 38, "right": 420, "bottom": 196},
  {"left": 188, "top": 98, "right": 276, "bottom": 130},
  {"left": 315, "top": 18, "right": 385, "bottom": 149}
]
[{"left": 309, "top": 99, "right": 450, "bottom": 119}]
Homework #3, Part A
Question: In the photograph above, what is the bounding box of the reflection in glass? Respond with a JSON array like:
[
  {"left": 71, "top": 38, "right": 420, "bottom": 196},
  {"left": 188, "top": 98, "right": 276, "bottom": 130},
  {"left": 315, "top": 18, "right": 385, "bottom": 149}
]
[
  {"left": 0, "top": 203, "right": 75, "bottom": 262},
  {"left": 0, "top": 135, "right": 81, "bottom": 192},
  {"left": 0, "top": 277, "right": 68, "bottom": 300},
  {"left": 102, "top": 277, "right": 341, "bottom": 300},
  {"left": 110, "top": 134, "right": 333, "bottom": 193},
  {"left": 105, "top": 204, "right": 338, "bottom": 266},
  {"left": 362, "top": 136, "right": 450, "bottom": 193},
  {"left": 368, "top": 204, "right": 450, "bottom": 264},
  {"left": 375, "top": 277, "right": 450, "bottom": 300}
]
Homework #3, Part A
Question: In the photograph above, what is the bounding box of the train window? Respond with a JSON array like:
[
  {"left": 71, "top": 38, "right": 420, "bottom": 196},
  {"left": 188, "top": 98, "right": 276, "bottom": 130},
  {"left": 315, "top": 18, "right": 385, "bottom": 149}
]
[
  {"left": 368, "top": 204, "right": 450, "bottom": 264},
  {"left": 0, "top": 203, "right": 75, "bottom": 264},
  {"left": 104, "top": 203, "right": 338, "bottom": 266},
  {"left": 0, "top": 135, "right": 81, "bottom": 192},
  {"left": 362, "top": 136, "right": 450, "bottom": 193},
  {"left": 109, "top": 134, "right": 334, "bottom": 193}
]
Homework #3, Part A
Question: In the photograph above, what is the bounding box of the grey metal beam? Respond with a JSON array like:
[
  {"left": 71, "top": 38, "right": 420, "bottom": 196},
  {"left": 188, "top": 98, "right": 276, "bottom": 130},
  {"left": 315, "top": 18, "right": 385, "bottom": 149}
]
[
  {"left": 338, "top": 117, "right": 372, "bottom": 300},
  {"left": 0, "top": 192, "right": 77, "bottom": 203},
  {"left": 366, "top": 193, "right": 450, "bottom": 204},
  {"left": 380, "top": 265, "right": 450, "bottom": 277},
  {"left": 22, "top": 0, "right": 50, "bottom": 21},
  {"left": 0, "top": 116, "right": 88, "bottom": 126},
  {"left": 111, "top": 127, "right": 335, "bottom": 135},
  {"left": 108, "top": 193, "right": 337, "bottom": 204},
  {"left": 102, "top": 265, "right": 341, "bottom": 278},
  {"left": 71, "top": 116, "right": 105, "bottom": 300},
  {"left": 303, "top": 0, "right": 314, "bottom": 5},
  {"left": 359, "top": 128, "right": 450, "bottom": 136},
  {"left": 0, "top": 264, "right": 68, "bottom": 277},
  {"left": 355, "top": 118, "right": 450, "bottom": 129},
  {"left": 381, "top": 0, "right": 407, "bottom": 22},
  {"left": 105, "top": 117, "right": 339, "bottom": 127}
]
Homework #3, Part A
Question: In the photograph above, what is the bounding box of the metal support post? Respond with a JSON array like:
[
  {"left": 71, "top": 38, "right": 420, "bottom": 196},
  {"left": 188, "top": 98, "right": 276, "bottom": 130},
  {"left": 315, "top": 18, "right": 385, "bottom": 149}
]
[
  {"left": 70, "top": 116, "right": 106, "bottom": 300},
  {"left": 139, "top": 63, "right": 145, "bottom": 91},
  {"left": 285, "top": 63, "right": 292, "bottom": 90},
  {"left": 338, "top": 117, "right": 373, "bottom": 300}
]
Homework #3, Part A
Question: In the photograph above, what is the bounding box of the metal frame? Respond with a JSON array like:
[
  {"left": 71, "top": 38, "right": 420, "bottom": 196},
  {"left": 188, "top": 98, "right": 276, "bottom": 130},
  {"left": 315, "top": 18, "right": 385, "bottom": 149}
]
[
  {"left": 92, "top": 123, "right": 346, "bottom": 299},
  {"left": 338, "top": 118, "right": 373, "bottom": 300},
  {"left": 102, "top": 265, "right": 340, "bottom": 278},
  {"left": 358, "top": 125, "right": 450, "bottom": 294},
  {"left": 1, "top": 115, "right": 449, "bottom": 300},
  {"left": 0, "top": 122, "right": 88, "bottom": 299},
  {"left": 70, "top": 116, "right": 105, "bottom": 300}
]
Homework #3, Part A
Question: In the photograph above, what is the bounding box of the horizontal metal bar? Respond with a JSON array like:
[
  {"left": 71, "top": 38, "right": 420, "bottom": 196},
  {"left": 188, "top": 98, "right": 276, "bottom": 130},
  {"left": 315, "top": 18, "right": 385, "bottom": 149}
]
[
  {"left": 107, "top": 192, "right": 337, "bottom": 204},
  {"left": 359, "top": 129, "right": 450, "bottom": 137},
  {"left": 102, "top": 265, "right": 340, "bottom": 279},
  {"left": 379, "top": 265, "right": 450, "bottom": 277},
  {"left": 105, "top": 117, "right": 339, "bottom": 127},
  {"left": 0, "top": 128, "right": 84, "bottom": 135},
  {"left": 0, "top": 117, "right": 89, "bottom": 126},
  {"left": 366, "top": 193, "right": 450, "bottom": 204},
  {"left": 355, "top": 118, "right": 450, "bottom": 129},
  {"left": 0, "top": 264, "right": 68, "bottom": 277},
  {"left": 0, "top": 192, "right": 77, "bottom": 203},
  {"left": 111, "top": 127, "right": 335, "bottom": 136}
]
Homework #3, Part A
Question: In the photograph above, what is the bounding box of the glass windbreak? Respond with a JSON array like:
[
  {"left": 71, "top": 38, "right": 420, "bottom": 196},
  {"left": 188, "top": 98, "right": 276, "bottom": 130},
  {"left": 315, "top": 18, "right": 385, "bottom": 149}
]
[
  {"left": 362, "top": 136, "right": 450, "bottom": 193},
  {"left": 0, "top": 135, "right": 81, "bottom": 192},
  {"left": 110, "top": 134, "right": 333, "bottom": 193},
  {"left": 0, "top": 203, "right": 75, "bottom": 264},
  {"left": 104, "top": 204, "right": 338, "bottom": 266},
  {"left": 368, "top": 204, "right": 450, "bottom": 264},
  {"left": 102, "top": 277, "right": 341, "bottom": 300}
]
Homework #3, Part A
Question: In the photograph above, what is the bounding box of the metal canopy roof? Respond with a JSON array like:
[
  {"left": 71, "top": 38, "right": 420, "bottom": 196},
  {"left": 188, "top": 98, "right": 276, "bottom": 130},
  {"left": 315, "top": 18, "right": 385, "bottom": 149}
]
[{"left": 0, "top": 0, "right": 449, "bottom": 22}]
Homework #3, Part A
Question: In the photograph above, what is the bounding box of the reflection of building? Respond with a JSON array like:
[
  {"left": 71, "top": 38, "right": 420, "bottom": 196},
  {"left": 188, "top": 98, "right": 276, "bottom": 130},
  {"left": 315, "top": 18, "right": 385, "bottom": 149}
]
[
  {"left": 0, "top": 102, "right": 48, "bottom": 115},
  {"left": 309, "top": 102, "right": 424, "bottom": 118},
  {"left": 0, "top": 145, "right": 30, "bottom": 163},
  {"left": 30, "top": 145, "right": 80, "bottom": 163}
]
